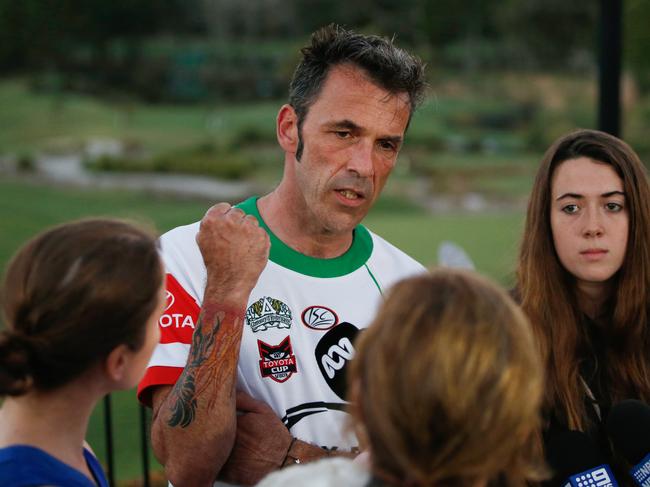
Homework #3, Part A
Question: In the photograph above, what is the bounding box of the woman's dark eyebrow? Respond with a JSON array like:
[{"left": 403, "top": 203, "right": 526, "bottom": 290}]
[
  {"left": 556, "top": 193, "right": 582, "bottom": 201},
  {"left": 555, "top": 190, "right": 625, "bottom": 201},
  {"left": 602, "top": 190, "right": 626, "bottom": 198}
]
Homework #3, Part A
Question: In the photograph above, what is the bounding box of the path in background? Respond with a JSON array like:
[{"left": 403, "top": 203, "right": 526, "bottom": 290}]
[
  {"left": 2, "top": 153, "right": 258, "bottom": 202},
  {"left": 1, "top": 152, "right": 527, "bottom": 214}
]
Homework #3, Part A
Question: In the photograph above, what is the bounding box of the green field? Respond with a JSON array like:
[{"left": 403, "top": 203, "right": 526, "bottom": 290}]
[
  {"left": 0, "top": 179, "right": 524, "bottom": 281},
  {"left": 0, "top": 177, "right": 525, "bottom": 483}
]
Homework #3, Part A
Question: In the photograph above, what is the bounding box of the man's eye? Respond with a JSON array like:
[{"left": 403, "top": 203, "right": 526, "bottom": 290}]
[
  {"left": 378, "top": 140, "right": 397, "bottom": 151},
  {"left": 562, "top": 204, "right": 579, "bottom": 214},
  {"left": 334, "top": 131, "right": 351, "bottom": 139},
  {"left": 605, "top": 202, "right": 623, "bottom": 212}
]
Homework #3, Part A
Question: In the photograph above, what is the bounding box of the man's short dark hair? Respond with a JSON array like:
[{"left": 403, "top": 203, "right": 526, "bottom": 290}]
[{"left": 289, "top": 24, "right": 427, "bottom": 160}]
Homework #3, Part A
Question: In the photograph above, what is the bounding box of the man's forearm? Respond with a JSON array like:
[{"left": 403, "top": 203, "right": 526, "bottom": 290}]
[{"left": 153, "top": 301, "right": 245, "bottom": 486}]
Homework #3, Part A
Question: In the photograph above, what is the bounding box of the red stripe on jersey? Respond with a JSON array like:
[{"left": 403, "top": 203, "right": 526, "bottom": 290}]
[
  {"left": 137, "top": 365, "right": 184, "bottom": 407},
  {"left": 159, "top": 273, "right": 200, "bottom": 345}
]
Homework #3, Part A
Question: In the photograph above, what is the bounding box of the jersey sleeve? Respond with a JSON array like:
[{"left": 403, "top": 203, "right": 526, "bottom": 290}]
[{"left": 137, "top": 273, "right": 200, "bottom": 407}]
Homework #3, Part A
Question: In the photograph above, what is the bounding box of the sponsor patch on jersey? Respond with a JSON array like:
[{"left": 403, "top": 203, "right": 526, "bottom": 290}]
[
  {"left": 164, "top": 290, "right": 175, "bottom": 311},
  {"left": 315, "top": 322, "right": 360, "bottom": 399},
  {"left": 246, "top": 296, "right": 292, "bottom": 332},
  {"left": 158, "top": 287, "right": 196, "bottom": 329},
  {"left": 258, "top": 336, "right": 297, "bottom": 383},
  {"left": 301, "top": 305, "right": 339, "bottom": 331}
]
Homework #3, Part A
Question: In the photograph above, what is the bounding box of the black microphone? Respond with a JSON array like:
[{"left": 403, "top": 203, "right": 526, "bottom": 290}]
[
  {"left": 606, "top": 400, "right": 650, "bottom": 487},
  {"left": 314, "top": 322, "right": 359, "bottom": 400},
  {"left": 545, "top": 430, "right": 619, "bottom": 487}
]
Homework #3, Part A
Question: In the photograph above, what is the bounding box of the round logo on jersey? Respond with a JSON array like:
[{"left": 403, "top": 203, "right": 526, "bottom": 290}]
[
  {"left": 301, "top": 305, "right": 339, "bottom": 331},
  {"left": 164, "top": 290, "right": 175, "bottom": 311}
]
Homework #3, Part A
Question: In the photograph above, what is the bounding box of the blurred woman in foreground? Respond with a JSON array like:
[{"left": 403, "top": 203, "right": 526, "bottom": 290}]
[
  {"left": 0, "top": 219, "right": 165, "bottom": 487},
  {"left": 516, "top": 129, "right": 650, "bottom": 481},
  {"left": 257, "top": 269, "right": 546, "bottom": 487}
]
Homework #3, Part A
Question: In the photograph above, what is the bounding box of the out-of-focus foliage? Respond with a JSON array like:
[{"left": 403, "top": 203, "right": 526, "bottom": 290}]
[
  {"left": 1, "top": 0, "right": 641, "bottom": 103},
  {"left": 625, "top": 0, "right": 650, "bottom": 94},
  {"left": 0, "top": 0, "right": 201, "bottom": 97}
]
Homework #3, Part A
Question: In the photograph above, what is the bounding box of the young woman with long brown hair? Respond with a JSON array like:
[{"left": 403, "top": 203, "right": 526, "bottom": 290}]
[
  {"left": 256, "top": 269, "right": 546, "bottom": 487},
  {"left": 516, "top": 129, "right": 650, "bottom": 481},
  {"left": 0, "top": 219, "right": 165, "bottom": 487}
]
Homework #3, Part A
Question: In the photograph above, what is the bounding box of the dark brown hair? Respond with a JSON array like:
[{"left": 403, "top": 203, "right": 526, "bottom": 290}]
[
  {"left": 350, "top": 270, "right": 545, "bottom": 487},
  {"left": 289, "top": 24, "right": 427, "bottom": 160},
  {"left": 517, "top": 129, "right": 650, "bottom": 429},
  {"left": 0, "top": 218, "right": 163, "bottom": 395}
]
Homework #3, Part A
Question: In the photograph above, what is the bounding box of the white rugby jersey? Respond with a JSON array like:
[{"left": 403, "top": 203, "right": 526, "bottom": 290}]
[{"left": 138, "top": 197, "right": 425, "bottom": 451}]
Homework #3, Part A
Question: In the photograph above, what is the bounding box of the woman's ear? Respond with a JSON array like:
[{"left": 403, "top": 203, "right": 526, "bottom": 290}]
[
  {"left": 276, "top": 104, "right": 299, "bottom": 154},
  {"left": 104, "top": 344, "right": 130, "bottom": 385}
]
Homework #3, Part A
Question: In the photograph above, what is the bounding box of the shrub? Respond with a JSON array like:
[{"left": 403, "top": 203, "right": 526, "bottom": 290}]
[
  {"left": 84, "top": 143, "right": 256, "bottom": 181},
  {"left": 16, "top": 153, "right": 36, "bottom": 172}
]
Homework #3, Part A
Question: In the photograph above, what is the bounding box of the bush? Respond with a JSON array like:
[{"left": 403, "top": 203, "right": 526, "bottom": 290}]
[
  {"left": 229, "top": 125, "right": 277, "bottom": 149},
  {"left": 16, "top": 153, "right": 36, "bottom": 172},
  {"left": 84, "top": 143, "right": 256, "bottom": 181}
]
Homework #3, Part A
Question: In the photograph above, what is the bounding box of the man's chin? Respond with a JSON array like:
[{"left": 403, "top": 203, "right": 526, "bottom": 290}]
[
  {"left": 314, "top": 201, "right": 371, "bottom": 234},
  {"left": 323, "top": 214, "right": 367, "bottom": 235}
]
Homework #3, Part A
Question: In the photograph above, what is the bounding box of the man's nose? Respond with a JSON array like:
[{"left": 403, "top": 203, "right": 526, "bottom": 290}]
[{"left": 346, "top": 140, "right": 374, "bottom": 178}]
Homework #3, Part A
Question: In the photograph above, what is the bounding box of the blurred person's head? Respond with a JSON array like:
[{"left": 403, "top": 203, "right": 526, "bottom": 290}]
[
  {"left": 517, "top": 128, "right": 650, "bottom": 429},
  {"left": 349, "top": 269, "right": 545, "bottom": 487},
  {"left": 0, "top": 218, "right": 165, "bottom": 397}
]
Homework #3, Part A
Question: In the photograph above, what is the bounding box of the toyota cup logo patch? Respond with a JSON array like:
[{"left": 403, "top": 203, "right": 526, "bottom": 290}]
[
  {"left": 258, "top": 336, "right": 298, "bottom": 383},
  {"left": 246, "top": 296, "right": 292, "bottom": 332}
]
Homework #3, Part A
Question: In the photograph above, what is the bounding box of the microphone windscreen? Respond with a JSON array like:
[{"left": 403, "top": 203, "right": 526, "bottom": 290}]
[
  {"left": 545, "top": 429, "right": 602, "bottom": 480},
  {"left": 606, "top": 400, "right": 650, "bottom": 465}
]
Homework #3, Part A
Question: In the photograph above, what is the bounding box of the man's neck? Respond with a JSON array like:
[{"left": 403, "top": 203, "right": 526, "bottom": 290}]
[{"left": 257, "top": 190, "right": 354, "bottom": 259}]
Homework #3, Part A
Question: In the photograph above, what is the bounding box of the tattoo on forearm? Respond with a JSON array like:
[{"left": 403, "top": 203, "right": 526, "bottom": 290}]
[
  {"left": 167, "top": 308, "right": 243, "bottom": 428},
  {"left": 167, "top": 371, "right": 198, "bottom": 428}
]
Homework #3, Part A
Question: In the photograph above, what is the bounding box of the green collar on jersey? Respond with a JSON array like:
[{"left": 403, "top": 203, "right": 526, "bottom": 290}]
[{"left": 237, "top": 196, "right": 373, "bottom": 278}]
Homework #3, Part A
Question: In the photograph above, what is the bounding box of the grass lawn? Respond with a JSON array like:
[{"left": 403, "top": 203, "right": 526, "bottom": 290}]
[
  {"left": 0, "top": 78, "right": 279, "bottom": 156},
  {"left": 0, "top": 178, "right": 525, "bottom": 483}
]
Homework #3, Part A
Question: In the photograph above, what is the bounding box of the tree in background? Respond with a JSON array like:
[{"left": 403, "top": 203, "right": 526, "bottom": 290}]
[
  {"left": 2, "top": 0, "right": 647, "bottom": 103},
  {"left": 0, "top": 0, "right": 197, "bottom": 93},
  {"left": 625, "top": 0, "right": 650, "bottom": 94}
]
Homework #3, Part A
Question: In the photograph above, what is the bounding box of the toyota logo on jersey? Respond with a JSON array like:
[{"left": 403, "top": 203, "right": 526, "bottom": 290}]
[
  {"left": 164, "top": 290, "right": 174, "bottom": 311},
  {"left": 158, "top": 275, "right": 198, "bottom": 332}
]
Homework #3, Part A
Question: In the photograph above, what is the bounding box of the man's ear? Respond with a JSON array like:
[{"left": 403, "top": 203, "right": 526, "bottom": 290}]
[
  {"left": 104, "top": 344, "right": 130, "bottom": 384},
  {"left": 277, "top": 104, "right": 299, "bottom": 153}
]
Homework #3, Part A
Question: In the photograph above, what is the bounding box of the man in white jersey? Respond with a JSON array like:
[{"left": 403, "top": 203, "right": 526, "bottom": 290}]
[{"left": 137, "top": 24, "right": 427, "bottom": 486}]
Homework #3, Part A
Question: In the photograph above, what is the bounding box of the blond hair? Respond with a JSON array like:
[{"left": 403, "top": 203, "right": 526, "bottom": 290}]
[{"left": 349, "top": 269, "right": 546, "bottom": 487}]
